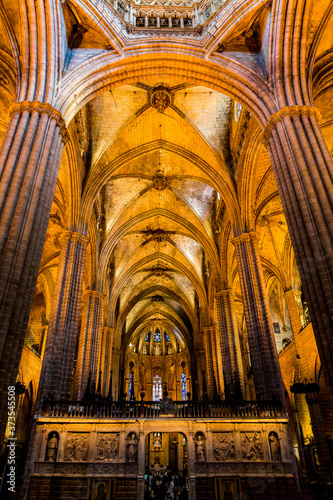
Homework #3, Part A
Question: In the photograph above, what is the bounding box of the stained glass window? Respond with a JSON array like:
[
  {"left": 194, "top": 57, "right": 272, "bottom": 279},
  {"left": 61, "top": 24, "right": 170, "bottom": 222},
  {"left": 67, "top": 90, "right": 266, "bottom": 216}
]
[
  {"left": 145, "top": 333, "right": 150, "bottom": 342},
  {"left": 153, "top": 432, "right": 162, "bottom": 449},
  {"left": 128, "top": 371, "right": 134, "bottom": 400},
  {"left": 181, "top": 372, "right": 187, "bottom": 400},
  {"left": 153, "top": 375, "right": 162, "bottom": 401},
  {"left": 154, "top": 330, "right": 161, "bottom": 342},
  {"left": 165, "top": 332, "right": 170, "bottom": 342}
]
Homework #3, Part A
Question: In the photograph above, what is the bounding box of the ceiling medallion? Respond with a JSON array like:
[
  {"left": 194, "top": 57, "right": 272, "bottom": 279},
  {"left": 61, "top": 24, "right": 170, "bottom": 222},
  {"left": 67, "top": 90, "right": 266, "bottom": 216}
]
[
  {"left": 153, "top": 170, "right": 168, "bottom": 190},
  {"left": 150, "top": 83, "right": 172, "bottom": 113}
]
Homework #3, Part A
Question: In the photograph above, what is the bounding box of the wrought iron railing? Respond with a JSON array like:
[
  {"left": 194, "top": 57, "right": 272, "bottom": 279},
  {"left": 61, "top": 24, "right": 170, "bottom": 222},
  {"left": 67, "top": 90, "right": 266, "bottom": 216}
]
[{"left": 42, "top": 399, "right": 284, "bottom": 419}]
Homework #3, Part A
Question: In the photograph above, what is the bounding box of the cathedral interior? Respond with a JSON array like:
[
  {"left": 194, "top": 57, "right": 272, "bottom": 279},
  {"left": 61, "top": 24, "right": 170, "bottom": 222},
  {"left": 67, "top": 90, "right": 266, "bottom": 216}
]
[{"left": 1, "top": 0, "right": 333, "bottom": 499}]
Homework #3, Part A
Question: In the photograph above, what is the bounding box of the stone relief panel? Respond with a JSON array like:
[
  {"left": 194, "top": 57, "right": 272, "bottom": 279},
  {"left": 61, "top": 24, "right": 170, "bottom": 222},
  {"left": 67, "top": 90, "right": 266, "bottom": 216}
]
[
  {"left": 212, "top": 432, "right": 235, "bottom": 461},
  {"left": 96, "top": 433, "right": 119, "bottom": 461},
  {"left": 64, "top": 433, "right": 89, "bottom": 461},
  {"left": 240, "top": 432, "right": 263, "bottom": 461}
]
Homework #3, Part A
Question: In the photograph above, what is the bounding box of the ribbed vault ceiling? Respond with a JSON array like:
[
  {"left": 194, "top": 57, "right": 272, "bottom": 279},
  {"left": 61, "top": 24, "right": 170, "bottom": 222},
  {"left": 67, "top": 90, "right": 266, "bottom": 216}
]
[{"left": 78, "top": 83, "right": 232, "bottom": 351}]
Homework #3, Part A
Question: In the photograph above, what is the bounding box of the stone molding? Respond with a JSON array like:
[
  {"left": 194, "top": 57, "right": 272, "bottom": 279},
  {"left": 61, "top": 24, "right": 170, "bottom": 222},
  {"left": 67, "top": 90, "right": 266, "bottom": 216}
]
[
  {"left": 262, "top": 105, "right": 321, "bottom": 146},
  {"left": 9, "top": 101, "right": 69, "bottom": 144}
]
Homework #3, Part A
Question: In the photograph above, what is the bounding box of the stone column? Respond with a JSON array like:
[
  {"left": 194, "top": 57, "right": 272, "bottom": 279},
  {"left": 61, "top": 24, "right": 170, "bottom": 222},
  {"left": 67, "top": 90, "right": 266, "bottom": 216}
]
[
  {"left": 37, "top": 230, "right": 89, "bottom": 406},
  {"left": 264, "top": 106, "right": 333, "bottom": 407},
  {"left": 74, "top": 290, "right": 104, "bottom": 399},
  {"left": 232, "top": 231, "right": 284, "bottom": 403},
  {"left": 212, "top": 325, "right": 224, "bottom": 396},
  {"left": 187, "top": 424, "right": 196, "bottom": 499},
  {"left": 284, "top": 289, "right": 303, "bottom": 336},
  {"left": 0, "top": 102, "right": 67, "bottom": 439},
  {"left": 202, "top": 326, "right": 214, "bottom": 399},
  {"left": 306, "top": 392, "right": 332, "bottom": 481},
  {"left": 112, "top": 347, "right": 121, "bottom": 399},
  {"left": 102, "top": 327, "right": 114, "bottom": 396},
  {"left": 215, "top": 289, "right": 245, "bottom": 398},
  {"left": 285, "top": 291, "right": 332, "bottom": 479},
  {"left": 137, "top": 425, "right": 145, "bottom": 500}
]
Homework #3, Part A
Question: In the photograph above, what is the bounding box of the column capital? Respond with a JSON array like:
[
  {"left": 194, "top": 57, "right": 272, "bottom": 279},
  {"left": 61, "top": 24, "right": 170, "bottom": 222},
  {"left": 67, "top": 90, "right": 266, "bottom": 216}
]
[
  {"left": 231, "top": 231, "right": 256, "bottom": 247},
  {"left": 59, "top": 230, "right": 89, "bottom": 247},
  {"left": 9, "top": 101, "right": 69, "bottom": 144},
  {"left": 284, "top": 288, "right": 302, "bottom": 299},
  {"left": 81, "top": 289, "right": 105, "bottom": 303},
  {"left": 214, "top": 288, "right": 233, "bottom": 298},
  {"left": 102, "top": 326, "right": 114, "bottom": 334},
  {"left": 262, "top": 105, "right": 321, "bottom": 146}
]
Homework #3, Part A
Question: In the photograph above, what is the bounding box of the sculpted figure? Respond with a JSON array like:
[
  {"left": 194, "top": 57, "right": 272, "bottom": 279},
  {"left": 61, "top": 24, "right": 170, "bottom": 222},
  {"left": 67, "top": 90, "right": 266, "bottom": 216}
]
[
  {"left": 196, "top": 435, "right": 205, "bottom": 462},
  {"left": 46, "top": 433, "right": 58, "bottom": 462},
  {"left": 127, "top": 433, "right": 138, "bottom": 462},
  {"left": 269, "top": 433, "right": 281, "bottom": 461}
]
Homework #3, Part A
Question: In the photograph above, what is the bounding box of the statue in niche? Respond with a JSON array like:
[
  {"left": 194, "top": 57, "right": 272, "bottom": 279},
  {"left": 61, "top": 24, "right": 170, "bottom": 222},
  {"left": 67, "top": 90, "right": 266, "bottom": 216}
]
[
  {"left": 153, "top": 343, "right": 162, "bottom": 356},
  {"left": 241, "top": 432, "right": 263, "bottom": 461},
  {"left": 169, "top": 362, "right": 176, "bottom": 390},
  {"left": 196, "top": 435, "right": 205, "bottom": 462},
  {"left": 139, "top": 363, "right": 146, "bottom": 390},
  {"left": 46, "top": 433, "right": 58, "bottom": 462},
  {"left": 143, "top": 343, "right": 149, "bottom": 355},
  {"left": 269, "top": 432, "right": 281, "bottom": 461},
  {"left": 127, "top": 433, "right": 138, "bottom": 462}
]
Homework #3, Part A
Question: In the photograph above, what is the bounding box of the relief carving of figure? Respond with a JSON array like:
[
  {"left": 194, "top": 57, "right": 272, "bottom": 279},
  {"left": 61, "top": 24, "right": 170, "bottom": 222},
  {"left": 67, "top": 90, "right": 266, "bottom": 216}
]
[
  {"left": 196, "top": 435, "right": 205, "bottom": 462},
  {"left": 96, "top": 433, "right": 119, "bottom": 461},
  {"left": 64, "top": 434, "right": 89, "bottom": 461},
  {"left": 127, "top": 433, "right": 138, "bottom": 462},
  {"left": 241, "top": 432, "right": 263, "bottom": 461},
  {"left": 213, "top": 433, "right": 235, "bottom": 461},
  {"left": 46, "top": 433, "right": 58, "bottom": 462},
  {"left": 269, "top": 433, "right": 281, "bottom": 461}
]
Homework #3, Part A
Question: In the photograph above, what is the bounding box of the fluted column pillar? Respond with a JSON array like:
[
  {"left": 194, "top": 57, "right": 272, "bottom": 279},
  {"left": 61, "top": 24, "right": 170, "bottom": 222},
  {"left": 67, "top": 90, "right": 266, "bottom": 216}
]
[
  {"left": 264, "top": 106, "right": 333, "bottom": 407},
  {"left": 74, "top": 290, "right": 104, "bottom": 399},
  {"left": 306, "top": 392, "right": 332, "bottom": 481},
  {"left": 284, "top": 289, "right": 303, "bottom": 336},
  {"left": 202, "top": 326, "right": 214, "bottom": 399},
  {"left": 112, "top": 348, "right": 121, "bottom": 399},
  {"left": 102, "top": 327, "right": 114, "bottom": 396},
  {"left": 215, "top": 289, "right": 245, "bottom": 398},
  {"left": 285, "top": 290, "right": 332, "bottom": 479},
  {"left": 212, "top": 325, "right": 224, "bottom": 396},
  {"left": 37, "top": 230, "right": 89, "bottom": 406},
  {"left": 232, "top": 231, "right": 284, "bottom": 403},
  {"left": 0, "top": 102, "right": 67, "bottom": 438}
]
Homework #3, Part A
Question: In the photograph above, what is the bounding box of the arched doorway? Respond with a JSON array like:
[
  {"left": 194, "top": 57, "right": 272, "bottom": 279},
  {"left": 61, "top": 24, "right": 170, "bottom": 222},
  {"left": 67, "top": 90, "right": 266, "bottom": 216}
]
[{"left": 145, "top": 432, "right": 188, "bottom": 499}]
